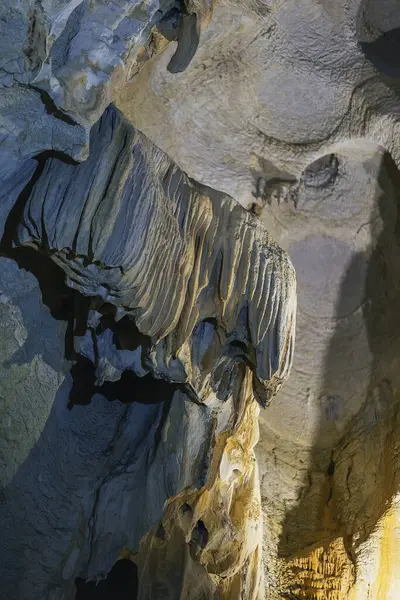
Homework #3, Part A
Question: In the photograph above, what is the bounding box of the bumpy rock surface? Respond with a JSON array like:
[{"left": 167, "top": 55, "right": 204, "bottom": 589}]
[
  {"left": 116, "top": 0, "right": 400, "bottom": 210},
  {"left": 115, "top": 1, "right": 400, "bottom": 596},
  {"left": 258, "top": 144, "right": 400, "bottom": 599},
  {"left": 0, "top": 102, "right": 295, "bottom": 599},
  {"left": 1, "top": 0, "right": 400, "bottom": 599},
  {"left": 0, "top": 0, "right": 206, "bottom": 187},
  {"left": 15, "top": 105, "right": 295, "bottom": 397}
]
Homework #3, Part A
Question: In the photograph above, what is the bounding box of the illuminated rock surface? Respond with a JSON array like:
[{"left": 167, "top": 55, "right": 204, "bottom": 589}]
[{"left": 1, "top": 1, "right": 400, "bottom": 599}]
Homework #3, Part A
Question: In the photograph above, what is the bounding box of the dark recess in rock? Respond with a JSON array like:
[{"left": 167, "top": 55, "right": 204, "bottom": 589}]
[
  {"left": 156, "top": 522, "right": 167, "bottom": 540},
  {"left": 360, "top": 27, "right": 400, "bottom": 79},
  {"left": 156, "top": 6, "right": 181, "bottom": 41},
  {"left": 181, "top": 503, "right": 193, "bottom": 515},
  {"left": 75, "top": 559, "right": 138, "bottom": 600},
  {"left": 96, "top": 313, "right": 151, "bottom": 352},
  {"left": 302, "top": 154, "right": 339, "bottom": 189},
  {"left": 191, "top": 520, "right": 208, "bottom": 548},
  {"left": 167, "top": 11, "right": 199, "bottom": 74},
  {"left": 68, "top": 355, "right": 181, "bottom": 408},
  {"left": 29, "top": 86, "right": 79, "bottom": 126}
]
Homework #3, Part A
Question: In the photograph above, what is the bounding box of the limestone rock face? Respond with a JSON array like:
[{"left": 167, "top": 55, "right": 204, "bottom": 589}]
[
  {"left": 1, "top": 0, "right": 400, "bottom": 599},
  {"left": 0, "top": 0, "right": 196, "bottom": 186},
  {"left": 258, "top": 145, "right": 400, "bottom": 599},
  {"left": 116, "top": 0, "right": 400, "bottom": 210},
  {"left": 15, "top": 104, "right": 295, "bottom": 399},
  {"left": 0, "top": 101, "right": 295, "bottom": 599}
]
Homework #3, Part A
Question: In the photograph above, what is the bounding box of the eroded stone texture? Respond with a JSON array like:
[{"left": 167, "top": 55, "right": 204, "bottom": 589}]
[
  {"left": 0, "top": 0, "right": 222, "bottom": 197},
  {"left": 116, "top": 0, "right": 400, "bottom": 211},
  {"left": 0, "top": 256, "right": 67, "bottom": 489},
  {"left": 136, "top": 371, "right": 264, "bottom": 600},
  {"left": 0, "top": 0, "right": 209, "bottom": 187},
  {"left": 2, "top": 0, "right": 400, "bottom": 598},
  {"left": 14, "top": 104, "right": 296, "bottom": 404},
  {"left": 0, "top": 104, "right": 295, "bottom": 599},
  {"left": 112, "top": 1, "right": 400, "bottom": 596},
  {"left": 257, "top": 144, "right": 400, "bottom": 599}
]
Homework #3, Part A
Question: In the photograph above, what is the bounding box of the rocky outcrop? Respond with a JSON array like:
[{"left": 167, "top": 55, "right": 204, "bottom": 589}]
[
  {"left": 113, "top": 2, "right": 400, "bottom": 593},
  {"left": 0, "top": 104, "right": 295, "bottom": 599},
  {"left": 116, "top": 0, "right": 400, "bottom": 211},
  {"left": 0, "top": 0, "right": 209, "bottom": 188},
  {"left": 14, "top": 105, "right": 295, "bottom": 399},
  {"left": 1, "top": 0, "right": 400, "bottom": 599},
  {"left": 257, "top": 143, "right": 400, "bottom": 599}
]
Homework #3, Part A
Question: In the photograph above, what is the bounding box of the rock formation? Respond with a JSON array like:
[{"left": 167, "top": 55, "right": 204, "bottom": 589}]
[{"left": 0, "top": 0, "right": 400, "bottom": 599}]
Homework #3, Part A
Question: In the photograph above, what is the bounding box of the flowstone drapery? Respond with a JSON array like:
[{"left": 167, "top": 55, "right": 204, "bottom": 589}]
[
  {"left": 1, "top": 1, "right": 400, "bottom": 599},
  {"left": 0, "top": 104, "right": 295, "bottom": 599}
]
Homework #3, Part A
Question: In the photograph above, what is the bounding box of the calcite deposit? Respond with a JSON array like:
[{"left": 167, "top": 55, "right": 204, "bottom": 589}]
[{"left": 0, "top": 1, "right": 400, "bottom": 599}]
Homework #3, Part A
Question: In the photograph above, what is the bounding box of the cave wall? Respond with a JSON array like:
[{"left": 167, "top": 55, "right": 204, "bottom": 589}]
[
  {"left": 0, "top": 101, "right": 295, "bottom": 599},
  {"left": 1, "top": 1, "right": 400, "bottom": 599}
]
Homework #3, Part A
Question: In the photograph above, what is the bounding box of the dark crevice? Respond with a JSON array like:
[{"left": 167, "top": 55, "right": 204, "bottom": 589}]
[
  {"left": 75, "top": 559, "right": 138, "bottom": 600},
  {"left": 25, "top": 84, "right": 79, "bottom": 126},
  {"left": 68, "top": 355, "right": 96, "bottom": 407},
  {"left": 156, "top": 522, "right": 166, "bottom": 541},
  {"left": 181, "top": 503, "right": 192, "bottom": 515},
  {"left": 194, "top": 520, "right": 208, "bottom": 548},
  {"left": 327, "top": 458, "right": 335, "bottom": 477},
  {"left": 97, "top": 313, "right": 151, "bottom": 353},
  {"left": 0, "top": 150, "right": 78, "bottom": 252},
  {"left": 36, "top": 149, "right": 80, "bottom": 166},
  {"left": 189, "top": 520, "right": 209, "bottom": 560},
  {"left": 68, "top": 354, "right": 185, "bottom": 409},
  {"left": 360, "top": 27, "right": 400, "bottom": 80},
  {"left": 34, "top": 86, "right": 78, "bottom": 126},
  {"left": 167, "top": 8, "right": 199, "bottom": 74},
  {"left": 226, "top": 340, "right": 249, "bottom": 355},
  {"left": 325, "top": 486, "right": 333, "bottom": 507},
  {"left": 96, "top": 371, "right": 179, "bottom": 405}
]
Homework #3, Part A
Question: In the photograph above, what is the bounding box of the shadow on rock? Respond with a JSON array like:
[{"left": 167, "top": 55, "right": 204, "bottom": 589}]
[
  {"left": 75, "top": 559, "right": 138, "bottom": 600},
  {"left": 277, "top": 151, "right": 400, "bottom": 596}
]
